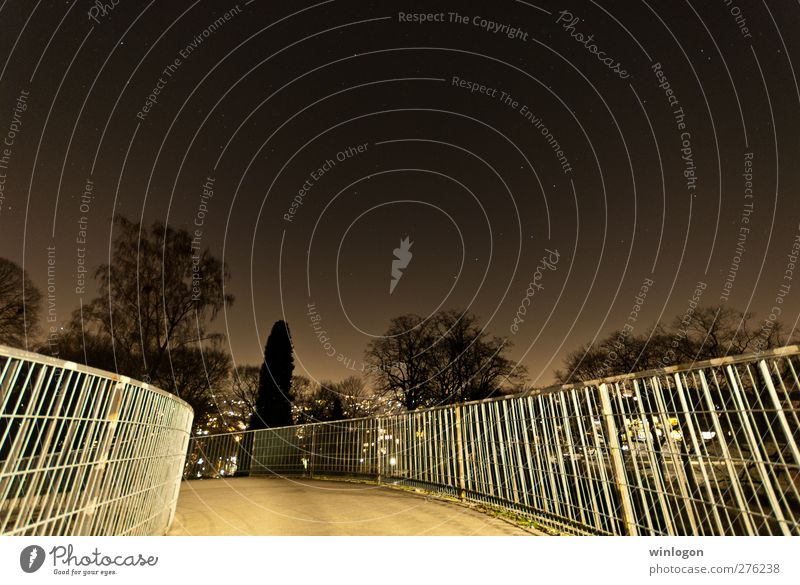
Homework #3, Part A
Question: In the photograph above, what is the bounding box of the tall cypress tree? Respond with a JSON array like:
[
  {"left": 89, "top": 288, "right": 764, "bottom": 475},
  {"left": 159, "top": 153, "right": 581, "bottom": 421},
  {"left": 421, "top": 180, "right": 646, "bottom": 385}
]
[{"left": 250, "top": 320, "right": 294, "bottom": 429}]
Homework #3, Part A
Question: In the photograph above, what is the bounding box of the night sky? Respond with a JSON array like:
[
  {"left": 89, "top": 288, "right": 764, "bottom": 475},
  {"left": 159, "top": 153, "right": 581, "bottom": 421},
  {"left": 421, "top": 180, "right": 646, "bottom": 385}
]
[{"left": 1, "top": 0, "right": 798, "bottom": 386}]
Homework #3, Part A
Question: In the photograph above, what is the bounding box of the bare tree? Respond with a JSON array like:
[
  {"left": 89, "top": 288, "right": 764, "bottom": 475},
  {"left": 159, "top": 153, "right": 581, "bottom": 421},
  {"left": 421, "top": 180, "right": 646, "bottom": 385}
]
[
  {"left": 336, "top": 375, "right": 378, "bottom": 418},
  {"left": 195, "top": 364, "right": 260, "bottom": 434},
  {"left": 364, "top": 313, "right": 437, "bottom": 410},
  {"left": 555, "top": 325, "right": 671, "bottom": 384},
  {"left": 228, "top": 365, "right": 260, "bottom": 422},
  {"left": 43, "top": 216, "right": 234, "bottom": 430},
  {"left": 426, "top": 310, "right": 526, "bottom": 403},
  {"left": 365, "top": 310, "right": 526, "bottom": 410},
  {"left": 0, "top": 258, "right": 42, "bottom": 348},
  {"left": 556, "top": 304, "right": 787, "bottom": 383},
  {"left": 672, "top": 304, "right": 781, "bottom": 361},
  {"left": 291, "top": 376, "right": 341, "bottom": 423}
]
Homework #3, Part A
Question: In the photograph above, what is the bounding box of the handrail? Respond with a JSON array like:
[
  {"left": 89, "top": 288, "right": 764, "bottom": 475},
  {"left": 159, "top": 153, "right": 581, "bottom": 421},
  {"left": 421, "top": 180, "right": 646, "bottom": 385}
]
[
  {"left": 188, "top": 345, "right": 800, "bottom": 535},
  {"left": 0, "top": 345, "right": 194, "bottom": 535}
]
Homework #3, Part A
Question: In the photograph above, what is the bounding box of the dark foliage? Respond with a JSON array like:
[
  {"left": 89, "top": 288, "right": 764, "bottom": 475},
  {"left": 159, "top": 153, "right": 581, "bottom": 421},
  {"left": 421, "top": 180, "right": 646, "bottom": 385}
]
[
  {"left": 0, "top": 258, "right": 42, "bottom": 348},
  {"left": 39, "top": 216, "right": 234, "bottom": 429},
  {"left": 365, "top": 309, "right": 525, "bottom": 410},
  {"left": 251, "top": 320, "right": 294, "bottom": 429}
]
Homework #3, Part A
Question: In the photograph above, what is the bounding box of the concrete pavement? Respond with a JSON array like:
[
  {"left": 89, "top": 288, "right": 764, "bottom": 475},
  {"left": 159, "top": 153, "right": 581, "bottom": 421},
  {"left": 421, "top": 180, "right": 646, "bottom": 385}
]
[{"left": 168, "top": 477, "right": 533, "bottom": 536}]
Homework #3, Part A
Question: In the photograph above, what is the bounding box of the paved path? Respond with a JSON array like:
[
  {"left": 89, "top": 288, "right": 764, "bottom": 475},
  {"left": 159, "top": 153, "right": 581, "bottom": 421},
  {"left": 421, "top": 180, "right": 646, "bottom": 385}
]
[{"left": 168, "top": 477, "right": 533, "bottom": 536}]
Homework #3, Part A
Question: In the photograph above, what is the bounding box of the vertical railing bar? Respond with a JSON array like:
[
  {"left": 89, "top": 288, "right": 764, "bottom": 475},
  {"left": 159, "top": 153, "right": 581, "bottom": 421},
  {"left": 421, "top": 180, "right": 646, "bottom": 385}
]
[
  {"left": 598, "top": 382, "right": 637, "bottom": 535},
  {"left": 528, "top": 395, "right": 550, "bottom": 516},
  {"left": 56, "top": 373, "right": 101, "bottom": 535},
  {"left": 2, "top": 362, "right": 52, "bottom": 534},
  {"left": 612, "top": 381, "right": 652, "bottom": 535},
  {"left": 454, "top": 405, "right": 466, "bottom": 500},
  {"left": 726, "top": 365, "right": 772, "bottom": 534},
  {"left": 649, "top": 376, "right": 697, "bottom": 535},
  {"left": 726, "top": 364, "right": 790, "bottom": 535},
  {"left": 570, "top": 388, "right": 599, "bottom": 531},
  {"left": 632, "top": 378, "right": 673, "bottom": 535},
  {"left": 759, "top": 360, "right": 800, "bottom": 468},
  {"left": 584, "top": 387, "right": 617, "bottom": 534},
  {"left": 519, "top": 397, "right": 538, "bottom": 513},
  {"left": 675, "top": 372, "right": 724, "bottom": 534},
  {"left": 0, "top": 357, "right": 20, "bottom": 412},
  {"left": 41, "top": 370, "right": 89, "bottom": 534},
  {"left": 540, "top": 395, "right": 561, "bottom": 519},
  {"left": 762, "top": 359, "right": 800, "bottom": 531},
  {"left": 463, "top": 406, "right": 476, "bottom": 496},
  {"left": 478, "top": 402, "right": 494, "bottom": 497},
  {"left": 558, "top": 392, "right": 585, "bottom": 526},
  {"left": 4, "top": 344, "right": 799, "bottom": 536},
  {"left": 740, "top": 363, "right": 795, "bottom": 533},
  {"left": 698, "top": 369, "right": 755, "bottom": 535},
  {"left": 509, "top": 399, "right": 530, "bottom": 509},
  {"left": 29, "top": 371, "right": 85, "bottom": 530},
  {"left": 498, "top": 401, "right": 515, "bottom": 503}
]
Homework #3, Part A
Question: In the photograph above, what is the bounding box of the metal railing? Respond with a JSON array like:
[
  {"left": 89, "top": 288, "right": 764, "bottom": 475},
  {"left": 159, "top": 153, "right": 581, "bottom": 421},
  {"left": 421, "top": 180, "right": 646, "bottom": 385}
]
[
  {"left": 187, "top": 346, "right": 800, "bottom": 535},
  {"left": 0, "top": 345, "right": 193, "bottom": 535}
]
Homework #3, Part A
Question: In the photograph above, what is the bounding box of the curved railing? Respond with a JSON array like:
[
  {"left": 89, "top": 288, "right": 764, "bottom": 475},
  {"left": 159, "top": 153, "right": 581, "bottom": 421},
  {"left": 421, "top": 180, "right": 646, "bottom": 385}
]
[
  {"left": 187, "top": 345, "right": 800, "bottom": 535},
  {"left": 0, "top": 345, "right": 193, "bottom": 535}
]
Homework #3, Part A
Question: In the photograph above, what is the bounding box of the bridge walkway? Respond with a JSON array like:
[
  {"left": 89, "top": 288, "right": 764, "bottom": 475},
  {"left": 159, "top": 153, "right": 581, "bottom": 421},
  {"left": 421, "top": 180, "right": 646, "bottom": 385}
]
[{"left": 168, "top": 477, "right": 533, "bottom": 536}]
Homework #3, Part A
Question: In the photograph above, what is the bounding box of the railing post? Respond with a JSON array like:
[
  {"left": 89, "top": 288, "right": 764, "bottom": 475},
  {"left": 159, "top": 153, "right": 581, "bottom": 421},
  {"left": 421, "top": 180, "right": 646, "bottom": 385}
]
[
  {"left": 759, "top": 359, "right": 800, "bottom": 468},
  {"left": 310, "top": 425, "right": 316, "bottom": 479},
  {"left": 454, "top": 405, "right": 466, "bottom": 500},
  {"left": 376, "top": 418, "right": 382, "bottom": 485},
  {"left": 77, "top": 380, "right": 123, "bottom": 535},
  {"left": 598, "top": 383, "right": 638, "bottom": 536}
]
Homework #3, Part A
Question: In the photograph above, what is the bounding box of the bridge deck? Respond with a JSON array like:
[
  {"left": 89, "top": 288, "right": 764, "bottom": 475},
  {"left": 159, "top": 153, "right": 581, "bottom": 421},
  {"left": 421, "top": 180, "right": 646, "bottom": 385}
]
[{"left": 168, "top": 477, "right": 533, "bottom": 536}]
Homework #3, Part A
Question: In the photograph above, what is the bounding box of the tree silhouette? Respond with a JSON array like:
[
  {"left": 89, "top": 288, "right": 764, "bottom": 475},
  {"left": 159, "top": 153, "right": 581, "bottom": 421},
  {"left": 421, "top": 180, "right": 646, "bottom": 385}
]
[
  {"left": 291, "top": 375, "right": 378, "bottom": 423},
  {"left": 38, "top": 216, "right": 233, "bottom": 429},
  {"left": 0, "top": 258, "right": 42, "bottom": 348},
  {"left": 555, "top": 304, "right": 788, "bottom": 383},
  {"left": 251, "top": 320, "right": 294, "bottom": 429},
  {"left": 365, "top": 309, "right": 525, "bottom": 410}
]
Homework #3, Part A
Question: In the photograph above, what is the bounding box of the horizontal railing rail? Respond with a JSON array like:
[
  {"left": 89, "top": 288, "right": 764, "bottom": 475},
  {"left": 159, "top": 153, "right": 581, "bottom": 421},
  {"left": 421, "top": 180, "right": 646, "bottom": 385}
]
[
  {"left": 0, "top": 345, "right": 193, "bottom": 535},
  {"left": 187, "top": 345, "right": 800, "bottom": 535}
]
